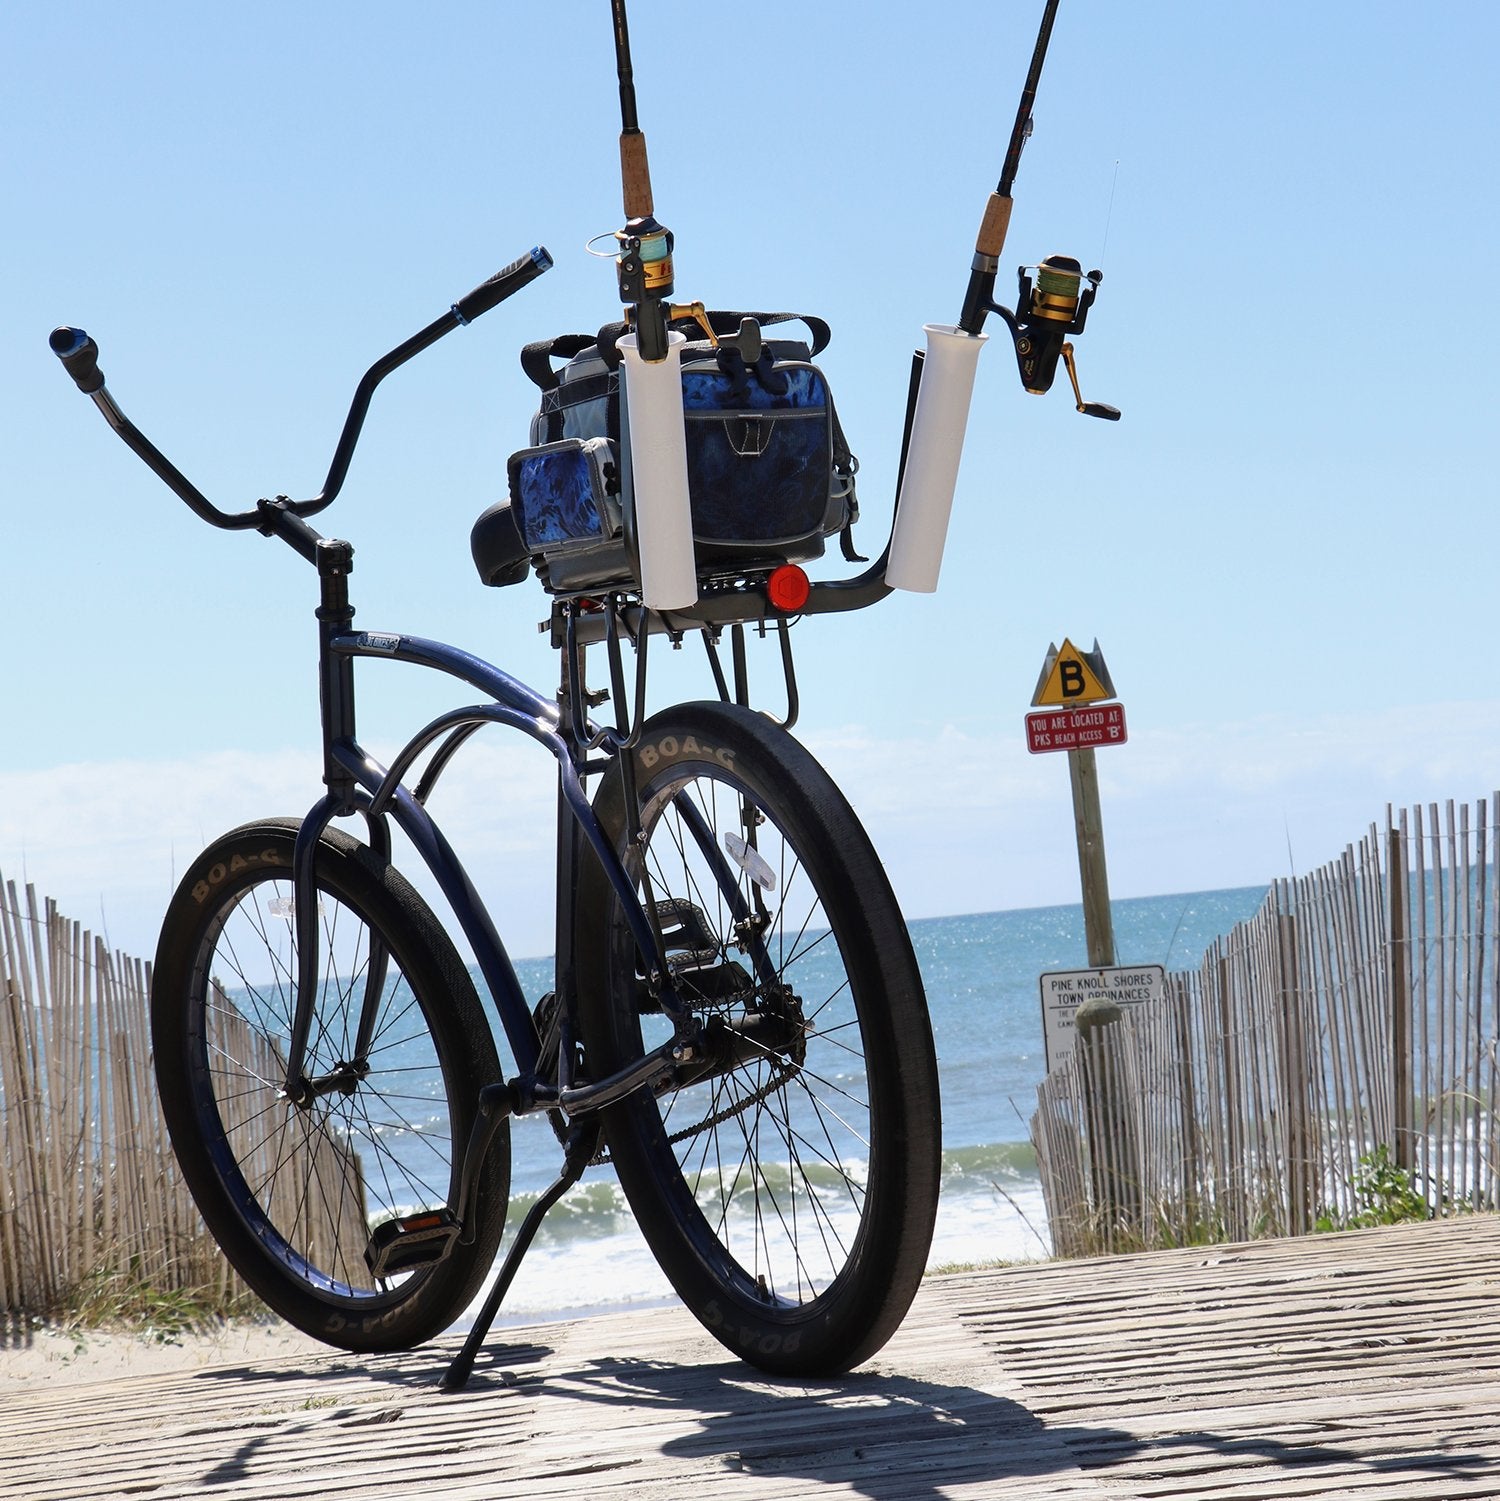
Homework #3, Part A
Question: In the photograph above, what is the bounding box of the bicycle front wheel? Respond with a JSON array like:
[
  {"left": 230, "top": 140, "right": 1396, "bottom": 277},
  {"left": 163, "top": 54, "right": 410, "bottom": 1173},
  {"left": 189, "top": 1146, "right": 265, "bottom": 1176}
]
[
  {"left": 575, "top": 702, "right": 941, "bottom": 1374},
  {"left": 152, "top": 818, "right": 508, "bottom": 1352}
]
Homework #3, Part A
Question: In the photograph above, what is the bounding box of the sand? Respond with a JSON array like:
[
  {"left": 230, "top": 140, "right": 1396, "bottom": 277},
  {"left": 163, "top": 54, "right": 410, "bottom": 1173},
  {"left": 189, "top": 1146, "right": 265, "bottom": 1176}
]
[{"left": 0, "top": 1319, "right": 326, "bottom": 1391}]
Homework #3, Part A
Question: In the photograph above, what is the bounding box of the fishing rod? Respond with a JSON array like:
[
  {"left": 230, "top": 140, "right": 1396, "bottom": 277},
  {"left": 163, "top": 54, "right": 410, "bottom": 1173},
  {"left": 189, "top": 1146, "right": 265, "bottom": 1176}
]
[
  {"left": 609, "top": 0, "right": 674, "bottom": 362},
  {"left": 959, "top": 0, "right": 1119, "bottom": 420},
  {"left": 884, "top": 0, "right": 1117, "bottom": 591},
  {"left": 602, "top": 0, "right": 702, "bottom": 610},
  {"left": 606, "top": 0, "right": 717, "bottom": 363},
  {"left": 957, "top": 0, "right": 1060, "bottom": 337}
]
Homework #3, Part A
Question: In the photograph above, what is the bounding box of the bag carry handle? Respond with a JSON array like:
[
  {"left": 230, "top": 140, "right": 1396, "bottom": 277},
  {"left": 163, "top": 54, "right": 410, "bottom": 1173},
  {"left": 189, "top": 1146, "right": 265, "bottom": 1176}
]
[
  {"left": 521, "top": 311, "right": 832, "bottom": 392},
  {"left": 520, "top": 333, "right": 600, "bottom": 393}
]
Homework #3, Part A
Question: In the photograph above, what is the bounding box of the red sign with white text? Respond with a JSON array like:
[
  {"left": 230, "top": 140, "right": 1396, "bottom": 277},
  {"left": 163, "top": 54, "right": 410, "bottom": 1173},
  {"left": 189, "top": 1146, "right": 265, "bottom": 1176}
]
[{"left": 1025, "top": 702, "right": 1127, "bottom": 755}]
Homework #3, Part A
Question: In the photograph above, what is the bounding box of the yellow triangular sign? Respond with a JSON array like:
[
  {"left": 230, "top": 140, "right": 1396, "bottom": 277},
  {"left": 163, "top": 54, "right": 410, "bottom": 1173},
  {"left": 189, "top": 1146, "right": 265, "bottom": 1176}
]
[{"left": 1031, "top": 638, "right": 1115, "bottom": 707}]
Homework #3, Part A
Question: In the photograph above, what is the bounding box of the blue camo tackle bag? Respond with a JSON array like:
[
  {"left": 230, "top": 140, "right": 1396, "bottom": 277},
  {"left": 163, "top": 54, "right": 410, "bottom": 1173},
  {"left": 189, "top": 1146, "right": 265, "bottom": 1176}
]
[{"left": 499, "top": 311, "right": 860, "bottom": 595}]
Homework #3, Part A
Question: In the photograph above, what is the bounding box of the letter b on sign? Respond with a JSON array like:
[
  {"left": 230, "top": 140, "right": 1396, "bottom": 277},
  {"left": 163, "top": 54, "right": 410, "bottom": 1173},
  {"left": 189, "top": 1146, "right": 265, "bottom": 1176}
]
[{"left": 1031, "top": 637, "right": 1114, "bottom": 708}]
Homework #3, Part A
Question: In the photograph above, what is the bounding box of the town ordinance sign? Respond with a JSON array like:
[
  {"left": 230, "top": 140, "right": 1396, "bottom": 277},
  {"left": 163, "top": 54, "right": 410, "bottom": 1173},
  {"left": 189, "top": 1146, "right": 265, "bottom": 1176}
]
[{"left": 1039, "top": 965, "right": 1166, "bottom": 1072}]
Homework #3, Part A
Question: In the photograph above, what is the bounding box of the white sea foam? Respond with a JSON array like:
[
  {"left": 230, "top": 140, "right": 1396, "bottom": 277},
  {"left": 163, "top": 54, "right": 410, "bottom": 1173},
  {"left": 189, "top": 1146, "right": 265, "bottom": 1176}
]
[{"left": 448, "top": 895, "right": 1270, "bottom": 1329}]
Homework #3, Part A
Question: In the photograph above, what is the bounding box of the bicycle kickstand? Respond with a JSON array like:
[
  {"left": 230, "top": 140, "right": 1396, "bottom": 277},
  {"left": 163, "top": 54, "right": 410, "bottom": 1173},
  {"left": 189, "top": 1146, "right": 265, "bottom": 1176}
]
[{"left": 439, "top": 1123, "right": 597, "bottom": 1393}]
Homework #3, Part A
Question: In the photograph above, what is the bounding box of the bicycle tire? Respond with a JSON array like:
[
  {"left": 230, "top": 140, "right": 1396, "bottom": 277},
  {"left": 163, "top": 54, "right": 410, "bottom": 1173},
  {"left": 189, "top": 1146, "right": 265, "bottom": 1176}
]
[
  {"left": 151, "top": 818, "right": 508, "bottom": 1352},
  {"left": 575, "top": 702, "right": 941, "bottom": 1374}
]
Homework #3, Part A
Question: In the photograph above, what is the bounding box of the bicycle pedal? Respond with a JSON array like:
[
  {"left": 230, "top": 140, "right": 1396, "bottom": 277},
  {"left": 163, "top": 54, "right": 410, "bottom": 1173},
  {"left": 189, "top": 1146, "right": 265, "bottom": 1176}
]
[
  {"left": 365, "top": 1208, "right": 461, "bottom": 1278},
  {"left": 674, "top": 956, "right": 753, "bottom": 1004},
  {"left": 653, "top": 897, "right": 718, "bottom": 965}
]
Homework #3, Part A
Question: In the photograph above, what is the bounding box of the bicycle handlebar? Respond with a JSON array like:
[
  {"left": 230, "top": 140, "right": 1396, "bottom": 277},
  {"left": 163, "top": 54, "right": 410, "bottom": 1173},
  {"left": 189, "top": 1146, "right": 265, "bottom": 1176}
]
[
  {"left": 452, "top": 247, "right": 553, "bottom": 324},
  {"left": 49, "top": 245, "right": 553, "bottom": 542},
  {"left": 49, "top": 327, "right": 106, "bottom": 394}
]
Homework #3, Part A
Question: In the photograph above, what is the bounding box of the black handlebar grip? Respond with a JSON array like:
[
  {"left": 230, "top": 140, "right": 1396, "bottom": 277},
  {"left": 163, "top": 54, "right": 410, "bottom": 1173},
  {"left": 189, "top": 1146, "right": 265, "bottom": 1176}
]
[
  {"left": 452, "top": 246, "right": 554, "bottom": 325},
  {"left": 50, "top": 326, "right": 105, "bottom": 394}
]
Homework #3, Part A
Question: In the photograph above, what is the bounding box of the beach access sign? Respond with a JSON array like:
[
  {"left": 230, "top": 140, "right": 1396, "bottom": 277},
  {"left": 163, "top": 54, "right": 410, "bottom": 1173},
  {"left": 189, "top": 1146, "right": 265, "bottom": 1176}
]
[
  {"left": 1039, "top": 965, "right": 1166, "bottom": 1071},
  {"left": 1025, "top": 701, "right": 1127, "bottom": 754}
]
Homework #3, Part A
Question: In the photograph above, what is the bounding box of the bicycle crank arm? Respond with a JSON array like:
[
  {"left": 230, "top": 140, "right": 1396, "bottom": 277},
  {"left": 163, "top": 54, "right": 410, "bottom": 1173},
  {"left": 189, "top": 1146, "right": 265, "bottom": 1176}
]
[
  {"left": 554, "top": 1032, "right": 694, "bottom": 1115},
  {"left": 377, "top": 1037, "right": 702, "bottom": 1314},
  {"left": 364, "top": 1077, "right": 519, "bottom": 1280},
  {"left": 453, "top": 1080, "right": 521, "bottom": 1246}
]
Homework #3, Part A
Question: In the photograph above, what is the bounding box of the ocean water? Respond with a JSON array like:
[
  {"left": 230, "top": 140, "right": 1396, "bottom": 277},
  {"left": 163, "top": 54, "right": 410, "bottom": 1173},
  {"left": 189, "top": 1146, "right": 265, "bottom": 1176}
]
[{"left": 474, "top": 883, "right": 1268, "bottom": 1327}]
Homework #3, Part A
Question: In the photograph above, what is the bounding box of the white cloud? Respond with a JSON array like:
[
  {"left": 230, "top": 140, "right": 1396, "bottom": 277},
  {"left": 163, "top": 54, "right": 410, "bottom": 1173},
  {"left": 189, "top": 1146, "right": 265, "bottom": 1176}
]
[
  {"left": 802, "top": 701, "right": 1500, "bottom": 920},
  {"left": 5, "top": 699, "right": 1497, "bottom": 968},
  {"left": 0, "top": 739, "right": 560, "bottom": 964}
]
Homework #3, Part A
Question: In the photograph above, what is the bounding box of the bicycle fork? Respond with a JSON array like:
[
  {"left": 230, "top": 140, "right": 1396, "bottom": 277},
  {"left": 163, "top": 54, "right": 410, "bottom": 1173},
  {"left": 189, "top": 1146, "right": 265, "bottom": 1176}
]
[{"left": 279, "top": 797, "right": 396, "bottom": 1110}]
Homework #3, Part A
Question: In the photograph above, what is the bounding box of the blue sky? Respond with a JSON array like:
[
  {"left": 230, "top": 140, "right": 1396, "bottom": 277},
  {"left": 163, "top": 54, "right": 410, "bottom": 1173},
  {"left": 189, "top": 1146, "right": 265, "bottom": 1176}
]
[{"left": 3, "top": 2, "right": 1497, "bottom": 962}]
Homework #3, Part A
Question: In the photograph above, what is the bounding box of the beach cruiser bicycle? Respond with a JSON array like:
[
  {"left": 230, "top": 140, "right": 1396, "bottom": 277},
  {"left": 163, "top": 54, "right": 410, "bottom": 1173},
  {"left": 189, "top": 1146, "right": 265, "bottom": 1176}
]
[{"left": 49, "top": 0, "right": 1111, "bottom": 1392}]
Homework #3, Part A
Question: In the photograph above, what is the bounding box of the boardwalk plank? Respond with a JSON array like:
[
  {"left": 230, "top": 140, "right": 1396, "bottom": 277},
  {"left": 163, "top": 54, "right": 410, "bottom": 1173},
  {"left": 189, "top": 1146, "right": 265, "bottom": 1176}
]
[{"left": 2, "top": 1218, "right": 1498, "bottom": 1499}]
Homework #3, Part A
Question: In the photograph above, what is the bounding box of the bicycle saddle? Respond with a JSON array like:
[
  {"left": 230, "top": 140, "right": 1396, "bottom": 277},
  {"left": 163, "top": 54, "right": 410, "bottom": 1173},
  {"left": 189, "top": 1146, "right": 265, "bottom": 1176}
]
[{"left": 470, "top": 500, "right": 531, "bottom": 587}]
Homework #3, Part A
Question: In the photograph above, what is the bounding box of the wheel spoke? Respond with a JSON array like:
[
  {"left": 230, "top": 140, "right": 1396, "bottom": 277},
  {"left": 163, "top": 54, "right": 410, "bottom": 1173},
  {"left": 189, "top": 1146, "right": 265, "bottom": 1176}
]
[
  {"left": 620, "top": 755, "right": 876, "bottom": 1300},
  {"left": 157, "top": 825, "right": 506, "bottom": 1349}
]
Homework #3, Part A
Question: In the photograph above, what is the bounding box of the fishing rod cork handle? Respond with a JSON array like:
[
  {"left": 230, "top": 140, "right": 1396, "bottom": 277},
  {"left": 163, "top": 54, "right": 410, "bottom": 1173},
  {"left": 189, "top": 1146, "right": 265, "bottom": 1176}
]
[
  {"left": 959, "top": 192, "right": 1016, "bottom": 335},
  {"left": 975, "top": 192, "right": 1015, "bottom": 260},
  {"left": 620, "top": 129, "right": 654, "bottom": 220}
]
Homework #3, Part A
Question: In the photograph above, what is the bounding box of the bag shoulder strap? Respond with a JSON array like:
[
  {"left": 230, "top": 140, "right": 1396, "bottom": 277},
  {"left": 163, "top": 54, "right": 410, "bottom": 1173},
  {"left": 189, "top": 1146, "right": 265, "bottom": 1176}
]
[
  {"left": 592, "top": 310, "right": 832, "bottom": 371},
  {"left": 525, "top": 313, "right": 833, "bottom": 390}
]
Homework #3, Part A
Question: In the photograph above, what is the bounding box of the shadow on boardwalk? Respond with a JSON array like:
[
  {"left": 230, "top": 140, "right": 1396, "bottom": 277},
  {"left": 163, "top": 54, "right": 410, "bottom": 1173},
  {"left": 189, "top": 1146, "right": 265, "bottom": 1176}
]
[
  {"left": 517, "top": 1352, "right": 1490, "bottom": 1499},
  {"left": 3, "top": 1219, "right": 1499, "bottom": 1499}
]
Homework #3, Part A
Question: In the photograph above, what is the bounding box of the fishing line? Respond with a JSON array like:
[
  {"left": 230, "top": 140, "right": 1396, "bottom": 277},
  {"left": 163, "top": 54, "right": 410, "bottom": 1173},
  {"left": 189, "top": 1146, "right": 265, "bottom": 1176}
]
[
  {"left": 1098, "top": 158, "right": 1121, "bottom": 269},
  {"left": 1162, "top": 899, "right": 1189, "bottom": 969}
]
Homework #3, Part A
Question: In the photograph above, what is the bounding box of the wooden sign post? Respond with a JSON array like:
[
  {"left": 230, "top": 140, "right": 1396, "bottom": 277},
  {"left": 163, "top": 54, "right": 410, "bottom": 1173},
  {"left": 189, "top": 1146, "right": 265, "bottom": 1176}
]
[
  {"left": 1028, "top": 638, "right": 1122, "bottom": 968},
  {"left": 1027, "top": 638, "right": 1140, "bottom": 1235}
]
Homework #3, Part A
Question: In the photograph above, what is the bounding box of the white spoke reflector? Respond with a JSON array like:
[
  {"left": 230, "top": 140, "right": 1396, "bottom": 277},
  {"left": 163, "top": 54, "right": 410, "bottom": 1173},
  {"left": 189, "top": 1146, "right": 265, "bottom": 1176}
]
[{"left": 724, "top": 832, "right": 777, "bottom": 892}]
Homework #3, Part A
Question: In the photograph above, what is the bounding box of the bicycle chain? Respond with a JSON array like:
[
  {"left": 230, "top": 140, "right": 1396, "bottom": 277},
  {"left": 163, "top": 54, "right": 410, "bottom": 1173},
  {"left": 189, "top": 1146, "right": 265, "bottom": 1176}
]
[{"left": 589, "top": 1060, "right": 797, "bottom": 1167}]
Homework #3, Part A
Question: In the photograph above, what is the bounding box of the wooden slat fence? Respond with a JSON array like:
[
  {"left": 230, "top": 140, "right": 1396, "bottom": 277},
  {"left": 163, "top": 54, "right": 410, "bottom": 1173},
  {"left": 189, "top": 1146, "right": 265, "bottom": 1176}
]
[
  {"left": 1033, "top": 795, "right": 1500, "bottom": 1256},
  {"left": 0, "top": 876, "right": 202, "bottom": 1312},
  {"left": 0, "top": 872, "right": 364, "bottom": 1315}
]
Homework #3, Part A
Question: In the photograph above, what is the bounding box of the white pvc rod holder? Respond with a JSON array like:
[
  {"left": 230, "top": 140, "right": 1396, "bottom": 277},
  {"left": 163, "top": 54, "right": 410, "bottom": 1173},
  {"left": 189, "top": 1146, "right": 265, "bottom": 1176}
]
[
  {"left": 885, "top": 323, "right": 988, "bottom": 593},
  {"left": 620, "top": 330, "right": 698, "bottom": 610}
]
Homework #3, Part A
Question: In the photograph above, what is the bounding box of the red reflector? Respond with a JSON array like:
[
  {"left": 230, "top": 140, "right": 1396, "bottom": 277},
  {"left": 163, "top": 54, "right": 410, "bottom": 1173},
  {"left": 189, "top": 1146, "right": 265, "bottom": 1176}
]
[{"left": 767, "top": 565, "right": 810, "bottom": 613}]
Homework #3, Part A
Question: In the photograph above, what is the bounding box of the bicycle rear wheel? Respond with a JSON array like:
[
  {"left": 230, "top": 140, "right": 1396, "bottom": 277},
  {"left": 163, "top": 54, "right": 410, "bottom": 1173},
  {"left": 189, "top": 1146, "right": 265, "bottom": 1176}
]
[
  {"left": 152, "top": 818, "right": 507, "bottom": 1352},
  {"left": 575, "top": 702, "right": 941, "bottom": 1374}
]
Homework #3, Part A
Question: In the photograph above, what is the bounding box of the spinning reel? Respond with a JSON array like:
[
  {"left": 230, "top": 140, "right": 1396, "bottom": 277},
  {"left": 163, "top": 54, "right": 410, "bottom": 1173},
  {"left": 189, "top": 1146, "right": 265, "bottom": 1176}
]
[{"left": 994, "top": 253, "right": 1119, "bottom": 419}]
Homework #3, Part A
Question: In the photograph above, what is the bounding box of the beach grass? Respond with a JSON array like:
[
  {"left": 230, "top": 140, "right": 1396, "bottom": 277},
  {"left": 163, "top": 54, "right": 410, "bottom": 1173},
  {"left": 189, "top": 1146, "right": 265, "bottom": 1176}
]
[{"left": 38, "top": 1255, "right": 259, "bottom": 1345}]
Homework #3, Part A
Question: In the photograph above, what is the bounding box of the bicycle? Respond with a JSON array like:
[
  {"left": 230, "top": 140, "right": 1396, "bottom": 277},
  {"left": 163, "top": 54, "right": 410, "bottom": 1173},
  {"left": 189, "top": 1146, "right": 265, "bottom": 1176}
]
[
  {"left": 49, "top": 246, "right": 942, "bottom": 1390},
  {"left": 49, "top": 0, "right": 1112, "bottom": 1394}
]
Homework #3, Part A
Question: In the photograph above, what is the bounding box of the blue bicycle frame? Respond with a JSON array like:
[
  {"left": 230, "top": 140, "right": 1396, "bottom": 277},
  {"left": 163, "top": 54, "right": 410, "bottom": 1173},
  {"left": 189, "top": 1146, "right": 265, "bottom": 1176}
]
[{"left": 282, "top": 587, "right": 704, "bottom": 1122}]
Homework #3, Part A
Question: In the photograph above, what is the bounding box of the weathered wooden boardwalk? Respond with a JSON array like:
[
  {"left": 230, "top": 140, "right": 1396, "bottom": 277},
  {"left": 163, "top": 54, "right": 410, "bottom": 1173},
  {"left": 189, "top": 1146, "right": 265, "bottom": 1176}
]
[{"left": 3, "top": 1215, "right": 1497, "bottom": 1500}]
